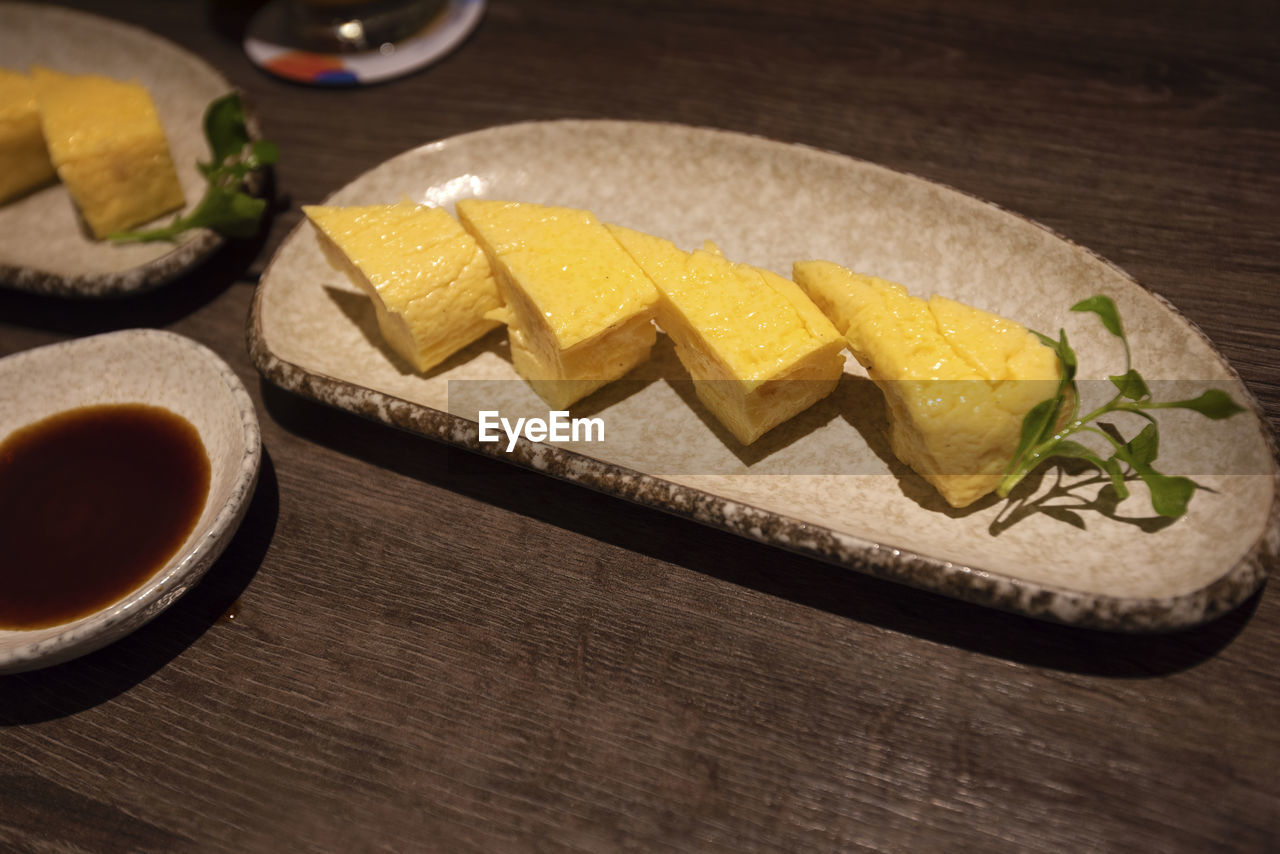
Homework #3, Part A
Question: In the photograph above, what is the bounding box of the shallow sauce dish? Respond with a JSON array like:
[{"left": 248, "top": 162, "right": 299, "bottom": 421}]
[
  {"left": 250, "top": 119, "right": 1278, "bottom": 631},
  {"left": 0, "top": 3, "right": 238, "bottom": 297},
  {"left": 0, "top": 330, "right": 260, "bottom": 673}
]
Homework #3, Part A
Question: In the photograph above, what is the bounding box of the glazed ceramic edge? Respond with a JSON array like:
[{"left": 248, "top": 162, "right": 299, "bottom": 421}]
[
  {"left": 0, "top": 330, "right": 262, "bottom": 673},
  {"left": 0, "top": 229, "right": 222, "bottom": 298}
]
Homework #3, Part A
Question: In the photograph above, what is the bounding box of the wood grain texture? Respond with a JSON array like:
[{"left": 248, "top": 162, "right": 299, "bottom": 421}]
[{"left": 1, "top": 0, "right": 1278, "bottom": 851}]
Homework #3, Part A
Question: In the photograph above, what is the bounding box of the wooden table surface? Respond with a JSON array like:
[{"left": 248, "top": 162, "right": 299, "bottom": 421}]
[{"left": 3, "top": 1, "right": 1279, "bottom": 851}]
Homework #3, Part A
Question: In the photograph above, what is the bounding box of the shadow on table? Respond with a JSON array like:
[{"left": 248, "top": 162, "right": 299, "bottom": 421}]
[
  {"left": 0, "top": 452, "right": 279, "bottom": 725},
  {"left": 260, "top": 387, "right": 1261, "bottom": 678}
]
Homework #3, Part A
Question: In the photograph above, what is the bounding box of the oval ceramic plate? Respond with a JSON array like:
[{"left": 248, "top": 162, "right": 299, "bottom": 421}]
[
  {"left": 0, "top": 3, "right": 237, "bottom": 297},
  {"left": 0, "top": 330, "right": 260, "bottom": 673},
  {"left": 249, "top": 120, "right": 1278, "bottom": 631}
]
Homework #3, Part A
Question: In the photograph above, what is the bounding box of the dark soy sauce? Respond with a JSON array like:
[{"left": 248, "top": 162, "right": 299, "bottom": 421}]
[{"left": 0, "top": 403, "right": 211, "bottom": 630}]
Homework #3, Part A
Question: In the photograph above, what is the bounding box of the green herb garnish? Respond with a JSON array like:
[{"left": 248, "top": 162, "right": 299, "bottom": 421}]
[
  {"left": 111, "top": 93, "right": 278, "bottom": 243},
  {"left": 996, "top": 295, "right": 1246, "bottom": 518}
]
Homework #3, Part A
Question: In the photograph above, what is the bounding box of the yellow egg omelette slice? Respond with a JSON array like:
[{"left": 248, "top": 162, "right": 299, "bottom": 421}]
[{"left": 793, "top": 259, "right": 1063, "bottom": 507}]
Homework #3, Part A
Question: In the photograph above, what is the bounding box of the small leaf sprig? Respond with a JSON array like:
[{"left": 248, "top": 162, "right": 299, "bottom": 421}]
[
  {"left": 996, "top": 295, "right": 1246, "bottom": 518},
  {"left": 111, "top": 93, "right": 279, "bottom": 243}
]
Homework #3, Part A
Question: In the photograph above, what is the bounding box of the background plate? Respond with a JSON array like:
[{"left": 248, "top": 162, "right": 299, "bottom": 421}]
[
  {"left": 0, "top": 3, "right": 236, "bottom": 297},
  {"left": 249, "top": 119, "right": 1278, "bottom": 631}
]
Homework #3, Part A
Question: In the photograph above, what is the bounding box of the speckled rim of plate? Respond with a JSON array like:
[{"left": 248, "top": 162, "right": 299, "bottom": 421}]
[
  {"left": 0, "top": 3, "right": 261, "bottom": 298},
  {"left": 0, "top": 330, "right": 262, "bottom": 674},
  {"left": 0, "top": 230, "right": 224, "bottom": 299},
  {"left": 247, "top": 120, "right": 1279, "bottom": 633}
]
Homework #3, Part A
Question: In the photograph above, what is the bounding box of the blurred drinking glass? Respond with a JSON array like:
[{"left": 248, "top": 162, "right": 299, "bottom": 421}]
[{"left": 285, "top": 0, "right": 443, "bottom": 52}]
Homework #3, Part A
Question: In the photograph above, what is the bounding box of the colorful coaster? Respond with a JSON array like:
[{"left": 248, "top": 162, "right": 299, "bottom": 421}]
[{"left": 245, "top": 0, "right": 485, "bottom": 86}]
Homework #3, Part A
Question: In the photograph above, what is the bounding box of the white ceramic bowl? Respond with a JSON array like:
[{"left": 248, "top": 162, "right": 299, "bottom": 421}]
[{"left": 0, "top": 330, "right": 260, "bottom": 673}]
